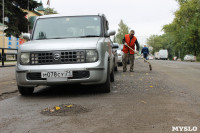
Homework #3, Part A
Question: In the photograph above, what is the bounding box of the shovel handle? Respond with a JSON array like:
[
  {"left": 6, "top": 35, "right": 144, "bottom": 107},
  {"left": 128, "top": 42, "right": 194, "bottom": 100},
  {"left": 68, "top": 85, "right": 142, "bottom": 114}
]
[{"left": 123, "top": 43, "right": 152, "bottom": 71}]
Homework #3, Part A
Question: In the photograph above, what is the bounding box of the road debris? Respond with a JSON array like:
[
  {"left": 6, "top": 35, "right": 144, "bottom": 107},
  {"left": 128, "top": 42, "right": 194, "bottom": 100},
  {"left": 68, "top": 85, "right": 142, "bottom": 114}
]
[
  {"left": 41, "top": 104, "right": 90, "bottom": 116},
  {"left": 141, "top": 101, "right": 147, "bottom": 104}
]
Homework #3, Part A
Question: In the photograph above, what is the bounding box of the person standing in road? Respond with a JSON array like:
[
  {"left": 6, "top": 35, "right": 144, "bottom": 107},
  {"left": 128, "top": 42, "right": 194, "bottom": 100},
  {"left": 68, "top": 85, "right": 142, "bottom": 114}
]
[
  {"left": 141, "top": 45, "right": 149, "bottom": 60},
  {"left": 122, "top": 30, "right": 140, "bottom": 72}
]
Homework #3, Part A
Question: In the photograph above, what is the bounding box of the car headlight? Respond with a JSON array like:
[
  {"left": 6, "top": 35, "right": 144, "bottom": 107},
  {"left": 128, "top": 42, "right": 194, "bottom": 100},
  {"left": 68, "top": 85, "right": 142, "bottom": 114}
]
[
  {"left": 86, "top": 50, "right": 98, "bottom": 63},
  {"left": 20, "top": 53, "right": 30, "bottom": 65}
]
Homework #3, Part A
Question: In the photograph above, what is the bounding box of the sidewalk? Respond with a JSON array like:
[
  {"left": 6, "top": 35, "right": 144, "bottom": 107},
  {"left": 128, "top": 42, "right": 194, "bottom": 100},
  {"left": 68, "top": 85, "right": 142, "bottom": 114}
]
[
  {"left": 0, "top": 62, "right": 17, "bottom": 67},
  {"left": 0, "top": 66, "right": 18, "bottom": 97}
]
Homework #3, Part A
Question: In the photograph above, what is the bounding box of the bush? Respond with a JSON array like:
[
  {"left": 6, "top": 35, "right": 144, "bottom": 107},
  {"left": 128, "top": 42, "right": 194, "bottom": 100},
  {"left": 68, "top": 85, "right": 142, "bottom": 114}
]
[{"left": 196, "top": 55, "right": 200, "bottom": 62}]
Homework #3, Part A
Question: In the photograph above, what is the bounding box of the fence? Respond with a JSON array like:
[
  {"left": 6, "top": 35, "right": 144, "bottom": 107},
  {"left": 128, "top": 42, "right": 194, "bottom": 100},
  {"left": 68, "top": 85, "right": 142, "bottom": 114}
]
[{"left": 0, "top": 48, "right": 18, "bottom": 67}]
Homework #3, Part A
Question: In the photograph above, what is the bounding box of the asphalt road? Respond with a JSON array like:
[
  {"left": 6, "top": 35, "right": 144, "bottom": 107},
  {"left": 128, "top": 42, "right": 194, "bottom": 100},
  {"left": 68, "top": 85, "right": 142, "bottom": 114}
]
[{"left": 0, "top": 60, "right": 200, "bottom": 133}]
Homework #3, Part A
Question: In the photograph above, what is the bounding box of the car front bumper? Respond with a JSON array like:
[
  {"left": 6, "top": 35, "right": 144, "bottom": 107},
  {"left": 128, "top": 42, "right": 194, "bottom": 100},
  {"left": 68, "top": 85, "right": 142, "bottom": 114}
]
[{"left": 16, "top": 61, "right": 107, "bottom": 87}]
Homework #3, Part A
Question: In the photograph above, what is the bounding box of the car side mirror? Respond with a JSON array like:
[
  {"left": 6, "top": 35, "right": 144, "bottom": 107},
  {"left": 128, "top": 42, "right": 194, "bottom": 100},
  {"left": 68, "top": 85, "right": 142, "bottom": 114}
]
[
  {"left": 105, "top": 30, "right": 116, "bottom": 37},
  {"left": 108, "top": 30, "right": 116, "bottom": 36},
  {"left": 22, "top": 33, "right": 31, "bottom": 40}
]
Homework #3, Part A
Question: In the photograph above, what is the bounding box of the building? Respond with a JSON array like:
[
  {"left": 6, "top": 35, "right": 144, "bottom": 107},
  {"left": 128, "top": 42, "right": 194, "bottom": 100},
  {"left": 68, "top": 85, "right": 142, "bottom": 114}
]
[{"left": 0, "top": 1, "right": 45, "bottom": 51}]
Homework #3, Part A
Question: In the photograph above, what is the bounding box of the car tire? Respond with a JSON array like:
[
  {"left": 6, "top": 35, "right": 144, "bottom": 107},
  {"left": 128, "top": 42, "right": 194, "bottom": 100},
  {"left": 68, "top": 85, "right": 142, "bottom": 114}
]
[
  {"left": 118, "top": 62, "right": 122, "bottom": 66},
  {"left": 100, "top": 62, "right": 111, "bottom": 93},
  {"left": 18, "top": 86, "right": 34, "bottom": 95},
  {"left": 110, "top": 65, "right": 115, "bottom": 82},
  {"left": 114, "top": 65, "right": 118, "bottom": 71},
  {"left": 114, "top": 61, "right": 118, "bottom": 71}
]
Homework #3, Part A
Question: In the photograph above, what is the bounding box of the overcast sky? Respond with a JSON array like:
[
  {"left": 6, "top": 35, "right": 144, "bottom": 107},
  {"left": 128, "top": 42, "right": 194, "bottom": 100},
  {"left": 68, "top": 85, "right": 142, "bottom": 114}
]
[{"left": 38, "top": 0, "right": 179, "bottom": 45}]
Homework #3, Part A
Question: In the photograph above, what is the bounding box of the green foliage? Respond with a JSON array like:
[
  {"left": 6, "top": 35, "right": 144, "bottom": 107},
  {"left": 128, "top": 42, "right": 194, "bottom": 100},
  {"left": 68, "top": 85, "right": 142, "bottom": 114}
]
[
  {"left": 147, "top": 0, "right": 200, "bottom": 60},
  {"left": 146, "top": 35, "right": 165, "bottom": 53},
  {"left": 0, "top": 0, "right": 41, "bottom": 37},
  {"left": 196, "top": 54, "right": 200, "bottom": 62},
  {"left": 174, "top": 0, "right": 200, "bottom": 56},
  {"left": 113, "top": 36, "right": 117, "bottom": 43},
  {"left": 44, "top": 7, "right": 58, "bottom": 15},
  {"left": 116, "top": 20, "right": 130, "bottom": 44}
]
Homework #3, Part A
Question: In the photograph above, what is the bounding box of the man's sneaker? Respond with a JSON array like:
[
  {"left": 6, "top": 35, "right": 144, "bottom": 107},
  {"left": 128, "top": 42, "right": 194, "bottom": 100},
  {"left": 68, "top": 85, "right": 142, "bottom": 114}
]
[
  {"left": 123, "top": 70, "right": 126, "bottom": 72},
  {"left": 130, "top": 70, "right": 134, "bottom": 72}
]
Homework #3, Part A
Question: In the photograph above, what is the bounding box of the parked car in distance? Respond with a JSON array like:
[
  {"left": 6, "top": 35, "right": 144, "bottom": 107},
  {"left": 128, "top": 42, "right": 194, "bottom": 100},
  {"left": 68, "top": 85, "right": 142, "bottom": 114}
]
[
  {"left": 184, "top": 54, "right": 196, "bottom": 62},
  {"left": 154, "top": 52, "right": 160, "bottom": 60},
  {"left": 116, "top": 44, "right": 124, "bottom": 66},
  {"left": 111, "top": 42, "right": 119, "bottom": 71},
  {"left": 16, "top": 13, "right": 116, "bottom": 95},
  {"left": 159, "top": 49, "right": 168, "bottom": 60},
  {"left": 148, "top": 54, "right": 154, "bottom": 60},
  {"left": 173, "top": 56, "right": 177, "bottom": 60}
]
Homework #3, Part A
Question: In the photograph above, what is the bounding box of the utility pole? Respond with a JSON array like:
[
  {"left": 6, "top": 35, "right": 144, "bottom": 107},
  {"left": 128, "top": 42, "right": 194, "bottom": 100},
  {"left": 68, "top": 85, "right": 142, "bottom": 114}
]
[
  {"left": 2, "top": 0, "right": 5, "bottom": 48},
  {"left": 27, "top": 0, "right": 29, "bottom": 33}
]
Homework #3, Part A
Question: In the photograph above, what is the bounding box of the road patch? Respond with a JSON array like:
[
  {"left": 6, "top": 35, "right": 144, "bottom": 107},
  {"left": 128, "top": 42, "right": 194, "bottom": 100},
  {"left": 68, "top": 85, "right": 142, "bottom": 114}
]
[{"left": 41, "top": 104, "right": 90, "bottom": 116}]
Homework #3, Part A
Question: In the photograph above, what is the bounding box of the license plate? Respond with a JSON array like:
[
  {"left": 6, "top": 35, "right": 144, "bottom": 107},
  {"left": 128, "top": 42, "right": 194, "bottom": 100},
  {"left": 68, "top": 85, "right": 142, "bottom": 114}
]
[{"left": 41, "top": 71, "right": 73, "bottom": 78}]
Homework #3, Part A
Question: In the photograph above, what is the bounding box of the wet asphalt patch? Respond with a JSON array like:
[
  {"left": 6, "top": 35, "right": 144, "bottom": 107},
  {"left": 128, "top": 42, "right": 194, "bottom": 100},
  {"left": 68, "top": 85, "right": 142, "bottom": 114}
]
[{"left": 41, "top": 104, "right": 90, "bottom": 116}]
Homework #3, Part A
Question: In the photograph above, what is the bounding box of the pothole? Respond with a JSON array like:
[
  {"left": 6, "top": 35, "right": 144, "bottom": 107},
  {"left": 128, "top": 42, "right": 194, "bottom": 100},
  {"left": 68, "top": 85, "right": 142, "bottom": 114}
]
[{"left": 41, "top": 104, "right": 90, "bottom": 116}]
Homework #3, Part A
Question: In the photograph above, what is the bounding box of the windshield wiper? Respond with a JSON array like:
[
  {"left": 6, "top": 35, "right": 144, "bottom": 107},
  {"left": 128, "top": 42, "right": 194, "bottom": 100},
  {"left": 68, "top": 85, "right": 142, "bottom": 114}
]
[
  {"left": 36, "top": 37, "right": 68, "bottom": 40},
  {"left": 48, "top": 37, "right": 67, "bottom": 39},
  {"left": 35, "top": 38, "right": 46, "bottom": 40},
  {"left": 79, "top": 35, "right": 100, "bottom": 38}
]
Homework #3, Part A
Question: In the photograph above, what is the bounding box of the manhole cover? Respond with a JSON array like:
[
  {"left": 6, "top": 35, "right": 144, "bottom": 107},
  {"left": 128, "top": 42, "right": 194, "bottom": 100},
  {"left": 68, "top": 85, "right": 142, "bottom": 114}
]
[{"left": 41, "top": 104, "right": 90, "bottom": 116}]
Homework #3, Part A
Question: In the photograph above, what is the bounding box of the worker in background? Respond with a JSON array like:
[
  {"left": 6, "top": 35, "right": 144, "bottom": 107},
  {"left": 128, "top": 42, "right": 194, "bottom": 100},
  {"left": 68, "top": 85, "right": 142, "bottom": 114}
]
[
  {"left": 141, "top": 45, "right": 149, "bottom": 60},
  {"left": 122, "top": 30, "right": 140, "bottom": 72}
]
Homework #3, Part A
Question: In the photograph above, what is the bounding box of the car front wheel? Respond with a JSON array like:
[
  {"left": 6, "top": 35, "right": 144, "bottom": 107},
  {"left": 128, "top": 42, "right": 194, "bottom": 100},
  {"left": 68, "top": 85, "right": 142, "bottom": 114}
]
[
  {"left": 110, "top": 65, "right": 115, "bottom": 82},
  {"left": 99, "top": 62, "right": 111, "bottom": 93},
  {"left": 18, "top": 86, "right": 34, "bottom": 96}
]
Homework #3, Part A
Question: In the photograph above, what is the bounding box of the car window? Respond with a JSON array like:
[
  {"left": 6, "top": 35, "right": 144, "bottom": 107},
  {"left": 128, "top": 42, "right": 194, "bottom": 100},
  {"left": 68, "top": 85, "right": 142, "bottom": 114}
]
[{"left": 32, "top": 16, "right": 101, "bottom": 40}]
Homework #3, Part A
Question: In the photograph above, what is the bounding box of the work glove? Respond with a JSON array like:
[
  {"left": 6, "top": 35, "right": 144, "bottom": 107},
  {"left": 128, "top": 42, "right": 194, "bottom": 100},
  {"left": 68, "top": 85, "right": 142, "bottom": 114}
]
[{"left": 124, "top": 43, "right": 128, "bottom": 47}]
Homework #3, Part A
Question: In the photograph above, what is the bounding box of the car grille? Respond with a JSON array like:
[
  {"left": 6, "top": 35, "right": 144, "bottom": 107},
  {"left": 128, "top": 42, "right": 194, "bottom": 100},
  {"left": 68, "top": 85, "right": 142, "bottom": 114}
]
[
  {"left": 68, "top": 71, "right": 90, "bottom": 79},
  {"left": 30, "top": 50, "right": 85, "bottom": 65},
  {"left": 26, "top": 71, "right": 90, "bottom": 80},
  {"left": 27, "top": 73, "right": 45, "bottom": 80}
]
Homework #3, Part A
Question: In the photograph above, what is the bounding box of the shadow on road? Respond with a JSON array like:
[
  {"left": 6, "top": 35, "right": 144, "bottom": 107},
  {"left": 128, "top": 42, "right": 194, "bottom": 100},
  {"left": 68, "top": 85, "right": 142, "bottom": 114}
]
[{"left": 29, "top": 84, "right": 108, "bottom": 98}]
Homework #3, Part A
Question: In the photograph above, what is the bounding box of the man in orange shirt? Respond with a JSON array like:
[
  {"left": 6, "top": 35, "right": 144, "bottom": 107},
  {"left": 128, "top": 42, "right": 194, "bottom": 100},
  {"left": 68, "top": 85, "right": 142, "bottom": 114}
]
[{"left": 122, "top": 30, "right": 140, "bottom": 72}]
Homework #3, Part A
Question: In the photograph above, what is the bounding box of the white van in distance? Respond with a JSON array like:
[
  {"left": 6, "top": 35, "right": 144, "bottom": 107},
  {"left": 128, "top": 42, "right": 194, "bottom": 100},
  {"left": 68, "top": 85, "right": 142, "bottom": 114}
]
[{"left": 159, "top": 49, "right": 168, "bottom": 60}]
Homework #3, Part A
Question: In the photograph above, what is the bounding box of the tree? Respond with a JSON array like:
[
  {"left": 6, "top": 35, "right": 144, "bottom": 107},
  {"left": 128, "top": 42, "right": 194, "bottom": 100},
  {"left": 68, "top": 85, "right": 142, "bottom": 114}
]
[
  {"left": 147, "top": 0, "right": 200, "bottom": 60},
  {"left": 113, "top": 35, "right": 117, "bottom": 43},
  {"left": 173, "top": 0, "right": 200, "bottom": 56},
  {"left": 116, "top": 19, "right": 130, "bottom": 44},
  {"left": 147, "top": 33, "right": 176, "bottom": 59},
  {"left": 0, "top": 0, "right": 41, "bottom": 37},
  {"left": 44, "top": 7, "right": 58, "bottom": 15},
  {"left": 147, "top": 35, "right": 163, "bottom": 54}
]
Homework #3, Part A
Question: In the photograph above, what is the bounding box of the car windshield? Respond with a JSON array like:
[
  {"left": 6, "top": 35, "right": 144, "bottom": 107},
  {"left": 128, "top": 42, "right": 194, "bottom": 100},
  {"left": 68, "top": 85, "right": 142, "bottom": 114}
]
[{"left": 32, "top": 16, "right": 101, "bottom": 40}]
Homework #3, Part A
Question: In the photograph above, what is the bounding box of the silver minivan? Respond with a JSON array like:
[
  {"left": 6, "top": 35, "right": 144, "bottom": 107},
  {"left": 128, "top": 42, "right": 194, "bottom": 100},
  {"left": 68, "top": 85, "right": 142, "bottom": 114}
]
[{"left": 16, "top": 14, "right": 116, "bottom": 95}]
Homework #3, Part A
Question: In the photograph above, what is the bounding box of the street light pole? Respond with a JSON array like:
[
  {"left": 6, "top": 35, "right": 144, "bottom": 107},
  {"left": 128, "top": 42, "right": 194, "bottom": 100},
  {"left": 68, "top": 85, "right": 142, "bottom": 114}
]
[
  {"left": 28, "top": 0, "right": 29, "bottom": 33},
  {"left": 2, "top": 0, "right": 5, "bottom": 48}
]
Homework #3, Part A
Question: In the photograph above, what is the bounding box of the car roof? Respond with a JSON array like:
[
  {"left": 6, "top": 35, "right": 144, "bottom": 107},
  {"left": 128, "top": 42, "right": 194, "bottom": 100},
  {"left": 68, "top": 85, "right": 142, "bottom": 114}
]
[{"left": 38, "top": 13, "right": 105, "bottom": 19}]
